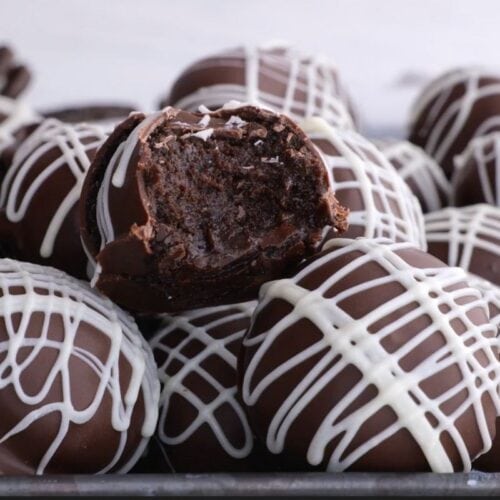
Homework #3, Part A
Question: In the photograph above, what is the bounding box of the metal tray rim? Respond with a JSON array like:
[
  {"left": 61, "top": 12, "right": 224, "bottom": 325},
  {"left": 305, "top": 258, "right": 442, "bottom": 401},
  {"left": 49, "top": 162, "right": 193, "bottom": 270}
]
[{"left": 0, "top": 471, "right": 499, "bottom": 497}]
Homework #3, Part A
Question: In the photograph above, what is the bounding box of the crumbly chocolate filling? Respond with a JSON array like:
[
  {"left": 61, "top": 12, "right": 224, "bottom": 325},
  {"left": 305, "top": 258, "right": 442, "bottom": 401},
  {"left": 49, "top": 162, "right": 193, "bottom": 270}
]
[{"left": 141, "top": 115, "right": 333, "bottom": 278}]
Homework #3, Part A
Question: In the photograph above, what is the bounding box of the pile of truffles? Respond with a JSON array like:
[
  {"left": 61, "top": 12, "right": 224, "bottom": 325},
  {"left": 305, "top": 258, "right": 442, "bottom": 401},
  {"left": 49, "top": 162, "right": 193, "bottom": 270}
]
[{"left": 0, "top": 41, "right": 500, "bottom": 475}]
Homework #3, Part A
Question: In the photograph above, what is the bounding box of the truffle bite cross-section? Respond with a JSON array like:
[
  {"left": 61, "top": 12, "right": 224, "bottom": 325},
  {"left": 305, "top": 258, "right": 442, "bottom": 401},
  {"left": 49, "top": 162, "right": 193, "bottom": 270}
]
[{"left": 81, "top": 105, "right": 347, "bottom": 313}]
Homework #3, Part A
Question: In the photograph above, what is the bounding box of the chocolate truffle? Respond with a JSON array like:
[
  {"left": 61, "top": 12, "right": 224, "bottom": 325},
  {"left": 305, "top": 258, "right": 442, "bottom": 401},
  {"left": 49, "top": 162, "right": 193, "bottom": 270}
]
[
  {"left": 0, "top": 118, "right": 108, "bottom": 278},
  {"left": 0, "top": 46, "right": 31, "bottom": 99},
  {"left": 376, "top": 139, "right": 451, "bottom": 213},
  {"left": 452, "top": 132, "right": 500, "bottom": 206},
  {"left": 408, "top": 67, "right": 500, "bottom": 178},
  {"left": 301, "top": 118, "right": 426, "bottom": 249},
  {"left": 239, "top": 237, "right": 500, "bottom": 472},
  {"left": 149, "top": 301, "right": 257, "bottom": 472},
  {"left": 81, "top": 105, "right": 348, "bottom": 313},
  {"left": 161, "top": 43, "right": 356, "bottom": 129},
  {"left": 0, "top": 258, "right": 160, "bottom": 474},
  {"left": 42, "top": 103, "right": 136, "bottom": 127},
  {"left": 425, "top": 204, "right": 500, "bottom": 286}
]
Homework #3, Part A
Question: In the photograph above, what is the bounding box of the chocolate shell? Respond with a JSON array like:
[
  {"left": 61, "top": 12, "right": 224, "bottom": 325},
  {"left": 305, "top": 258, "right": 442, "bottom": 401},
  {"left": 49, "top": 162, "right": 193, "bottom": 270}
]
[
  {"left": 149, "top": 302, "right": 259, "bottom": 472},
  {"left": 81, "top": 105, "right": 347, "bottom": 313},
  {"left": 377, "top": 139, "right": 451, "bottom": 213},
  {"left": 409, "top": 68, "right": 500, "bottom": 178},
  {"left": 239, "top": 238, "right": 500, "bottom": 472},
  {"left": 0, "top": 118, "right": 108, "bottom": 278},
  {"left": 161, "top": 43, "right": 356, "bottom": 129},
  {"left": 425, "top": 204, "right": 500, "bottom": 286},
  {"left": 301, "top": 118, "right": 426, "bottom": 249},
  {"left": 0, "top": 258, "right": 159, "bottom": 474}
]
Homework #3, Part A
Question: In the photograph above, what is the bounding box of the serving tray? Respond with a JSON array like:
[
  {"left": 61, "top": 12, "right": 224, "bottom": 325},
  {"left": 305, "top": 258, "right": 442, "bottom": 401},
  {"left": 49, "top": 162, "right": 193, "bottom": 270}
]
[{"left": 1, "top": 472, "right": 499, "bottom": 497}]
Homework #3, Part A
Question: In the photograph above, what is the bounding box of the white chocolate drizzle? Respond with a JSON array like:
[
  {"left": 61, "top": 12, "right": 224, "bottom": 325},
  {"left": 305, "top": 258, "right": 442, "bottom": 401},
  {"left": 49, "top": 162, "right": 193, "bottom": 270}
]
[
  {"left": 453, "top": 132, "right": 500, "bottom": 205},
  {"left": 377, "top": 139, "right": 451, "bottom": 212},
  {"left": 425, "top": 204, "right": 500, "bottom": 282},
  {"left": 409, "top": 67, "right": 500, "bottom": 166},
  {"left": 0, "top": 258, "right": 160, "bottom": 474},
  {"left": 466, "top": 273, "right": 500, "bottom": 332},
  {"left": 149, "top": 302, "right": 256, "bottom": 463},
  {"left": 0, "top": 118, "right": 108, "bottom": 258},
  {"left": 93, "top": 111, "right": 163, "bottom": 261},
  {"left": 301, "top": 117, "right": 426, "bottom": 250},
  {"left": 171, "top": 43, "right": 355, "bottom": 130},
  {"left": 241, "top": 238, "right": 500, "bottom": 472}
]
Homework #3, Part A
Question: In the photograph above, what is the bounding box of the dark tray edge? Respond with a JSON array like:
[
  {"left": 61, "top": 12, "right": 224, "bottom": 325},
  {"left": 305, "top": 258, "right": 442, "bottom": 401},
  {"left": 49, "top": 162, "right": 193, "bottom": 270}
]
[{"left": 0, "top": 471, "right": 499, "bottom": 497}]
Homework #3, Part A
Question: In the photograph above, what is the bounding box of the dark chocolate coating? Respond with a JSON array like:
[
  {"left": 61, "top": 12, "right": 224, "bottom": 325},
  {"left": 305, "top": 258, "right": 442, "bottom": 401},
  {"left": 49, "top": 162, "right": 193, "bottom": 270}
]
[
  {"left": 81, "top": 105, "right": 347, "bottom": 313},
  {"left": 161, "top": 45, "right": 356, "bottom": 129},
  {"left": 0, "top": 258, "right": 158, "bottom": 474},
  {"left": 475, "top": 420, "right": 500, "bottom": 471},
  {"left": 0, "top": 119, "right": 108, "bottom": 278},
  {"left": 42, "top": 104, "right": 136, "bottom": 125},
  {"left": 452, "top": 133, "right": 500, "bottom": 207},
  {"left": 0, "top": 46, "right": 31, "bottom": 98},
  {"left": 425, "top": 205, "right": 500, "bottom": 287},
  {"left": 302, "top": 123, "right": 426, "bottom": 249},
  {"left": 239, "top": 238, "right": 498, "bottom": 472},
  {"left": 0, "top": 121, "right": 39, "bottom": 185},
  {"left": 409, "top": 68, "right": 500, "bottom": 179},
  {"left": 149, "top": 302, "right": 262, "bottom": 472}
]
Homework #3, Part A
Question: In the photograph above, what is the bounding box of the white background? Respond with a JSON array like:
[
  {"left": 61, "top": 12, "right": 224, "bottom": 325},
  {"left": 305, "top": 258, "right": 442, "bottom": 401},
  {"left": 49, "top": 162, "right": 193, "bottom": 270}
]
[{"left": 2, "top": 0, "right": 500, "bottom": 136}]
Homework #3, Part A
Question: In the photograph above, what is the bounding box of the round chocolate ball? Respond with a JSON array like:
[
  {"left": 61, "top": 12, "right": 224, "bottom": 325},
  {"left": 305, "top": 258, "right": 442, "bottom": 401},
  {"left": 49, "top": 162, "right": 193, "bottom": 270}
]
[
  {"left": 41, "top": 103, "right": 136, "bottom": 127},
  {"left": 376, "top": 139, "right": 451, "bottom": 213},
  {"left": 161, "top": 43, "right": 356, "bottom": 130},
  {"left": 425, "top": 204, "right": 500, "bottom": 286},
  {"left": 408, "top": 67, "right": 500, "bottom": 179},
  {"left": 239, "top": 237, "right": 500, "bottom": 472},
  {"left": 0, "top": 118, "right": 108, "bottom": 278},
  {"left": 0, "top": 45, "right": 31, "bottom": 99},
  {"left": 81, "top": 105, "right": 347, "bottom": 313},
  {"left": 452, "top": 132, "right": 500, "bottom": 206},
  {"left": 301, "top": 118, "right": 426, "bottom": 249},
  {"left": 0, "top": 258, "right": 160, "bottom": 474},
  {"left": 149, "top": 301, "right": 258, "bottom": 472}
]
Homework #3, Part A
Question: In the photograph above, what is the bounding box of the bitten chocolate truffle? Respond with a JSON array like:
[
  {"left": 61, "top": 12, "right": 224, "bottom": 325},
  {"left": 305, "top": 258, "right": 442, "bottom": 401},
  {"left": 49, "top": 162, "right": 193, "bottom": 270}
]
[
  {"left": 452, "top": 132, "right": 500, "bottom": 206},
  {"left": 161, "top": 43, "right": 356, "bottom": 129},
  {"left": 149, "top": 302, "right": 258, "bottom": 472},
  {"left": 239, "top": 238, "right": 500, "bottom": 472},
  {"left": 301, "top": 118, "right": 426, "bottom": 249},
  {"left": 0, "top": 258, "right": 160, "bottom": 474},
  {"left": 425, "top": 204, "right": 500, "bottom": 286},
  {"left": 408, "top": 68, "right": 500, "bottom": 178},
  {"left": 377, "top": 140, "right": 451, "bottom": 213},
  {"left": 0, "top": 119, "right": 108, "bottom": 278},
  {"left": 81, "top": 105, "right": 347, "bottom": 313}
]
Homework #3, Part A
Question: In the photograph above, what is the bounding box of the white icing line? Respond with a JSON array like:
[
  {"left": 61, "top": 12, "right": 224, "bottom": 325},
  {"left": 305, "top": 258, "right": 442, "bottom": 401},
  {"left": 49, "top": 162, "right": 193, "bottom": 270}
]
[
  {"left": 0, "top": 119, "right": 108, "bottom": 259},
  {"left": 301, "top": 118, "right": 427, "bottom": 250},
  {"left": 0, "top": 258, "right": 160, "bottom": 474},
  {"left": 149, "top": 302, "right": 256, "bottom": 462}
]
